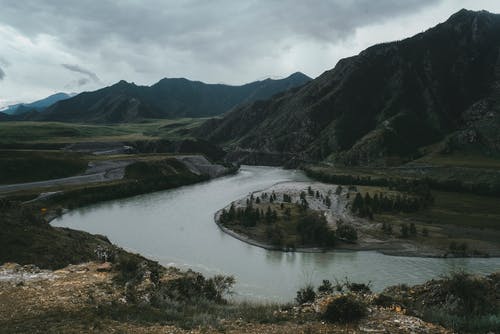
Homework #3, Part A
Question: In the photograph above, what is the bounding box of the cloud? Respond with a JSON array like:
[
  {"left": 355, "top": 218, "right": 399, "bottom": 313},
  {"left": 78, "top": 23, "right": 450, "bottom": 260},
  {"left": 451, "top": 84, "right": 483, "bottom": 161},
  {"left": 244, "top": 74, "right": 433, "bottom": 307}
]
[
  {"left": 0, "top": 1, "right": 439, "bottom": 83},
  {"left": 0, "top": 56, "right": 9, "bottom": 67},
  {"left": 77, "top": 77, "right": 90, "bottom": 86},
  {"left": 1, "top": 0, "right": 500, "bottom": 103},
  {"left": 62, "top": 63, "right": 100, "bottom": 83},
  {"left": 0, "top": 66, "right": 5, "bottom": 80}
]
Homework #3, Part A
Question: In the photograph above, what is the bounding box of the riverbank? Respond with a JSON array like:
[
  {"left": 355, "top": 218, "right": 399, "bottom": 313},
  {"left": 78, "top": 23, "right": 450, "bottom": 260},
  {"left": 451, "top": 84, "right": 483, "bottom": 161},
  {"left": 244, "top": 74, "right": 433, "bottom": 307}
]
[{"left": 215, "top": 181, "right": 500, "bottom": 258}]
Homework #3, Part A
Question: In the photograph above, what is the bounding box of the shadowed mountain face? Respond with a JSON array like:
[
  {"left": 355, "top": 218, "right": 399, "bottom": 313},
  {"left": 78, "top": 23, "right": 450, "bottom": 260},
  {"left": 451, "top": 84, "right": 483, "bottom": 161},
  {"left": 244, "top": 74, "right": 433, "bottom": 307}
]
[
  {"left": 197, "top": 9, "right": 500, "bottom": 166},
  {"left": 33, "top": 72, "right": 311, "bottom": 123}
]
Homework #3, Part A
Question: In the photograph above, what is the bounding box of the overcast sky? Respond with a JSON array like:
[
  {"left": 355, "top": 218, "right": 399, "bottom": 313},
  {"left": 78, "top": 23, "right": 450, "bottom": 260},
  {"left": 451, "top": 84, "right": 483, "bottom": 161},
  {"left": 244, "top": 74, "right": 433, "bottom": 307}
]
[{"left": 1, "top": 0, "right": 500, "bottom": 108}]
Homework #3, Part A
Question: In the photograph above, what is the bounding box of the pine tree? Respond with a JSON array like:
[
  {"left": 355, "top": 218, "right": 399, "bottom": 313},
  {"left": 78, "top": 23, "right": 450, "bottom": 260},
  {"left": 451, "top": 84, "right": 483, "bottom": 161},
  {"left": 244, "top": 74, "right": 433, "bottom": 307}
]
[{"left": 409, "top": 223, "right": 417, "bottom": 236}]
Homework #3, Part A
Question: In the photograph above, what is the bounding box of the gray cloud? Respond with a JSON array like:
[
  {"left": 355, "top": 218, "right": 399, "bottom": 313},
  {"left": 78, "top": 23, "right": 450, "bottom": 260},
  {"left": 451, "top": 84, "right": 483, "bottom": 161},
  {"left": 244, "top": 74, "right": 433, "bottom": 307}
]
[
  {"left": 0, "top": 56, "right": 9, "bottom": 67},
  {"left": 6, "top": 0, "right": 497, "bottom": 105},
  {"left": 0, "top": 1, "right": 439, "bottom": 73},
  {"left": 62, "top": 64, "right": 100, "bottom": 83},
  {"left": 77, "top": 78, "right": 90, "bottom": 86},
  {"left": 0, "top": 66, "right": 5, "bottom": 80}
]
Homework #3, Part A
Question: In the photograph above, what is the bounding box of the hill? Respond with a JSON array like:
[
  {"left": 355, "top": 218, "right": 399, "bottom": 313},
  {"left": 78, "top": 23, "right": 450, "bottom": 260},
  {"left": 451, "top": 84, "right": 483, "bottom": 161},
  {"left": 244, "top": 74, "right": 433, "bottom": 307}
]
[
  {"left": 30, "top": 72, "right": 311, "bottom": 123},
  {"left": 0, "top": 92, "right": 74, "bottom": 115},
  {"left": 197, "top": 9, "right": 500, "bottom": 166}
]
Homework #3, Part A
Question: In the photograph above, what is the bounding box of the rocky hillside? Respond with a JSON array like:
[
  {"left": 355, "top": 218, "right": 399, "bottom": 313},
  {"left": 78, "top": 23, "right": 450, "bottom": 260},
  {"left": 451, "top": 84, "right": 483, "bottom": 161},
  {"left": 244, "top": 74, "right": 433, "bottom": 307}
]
[
  {"left": 197, "top": 9, "right": 500, "bottom": 166},
  {"left": 25, "top": 72, "right": 310, "bottom": 123}
]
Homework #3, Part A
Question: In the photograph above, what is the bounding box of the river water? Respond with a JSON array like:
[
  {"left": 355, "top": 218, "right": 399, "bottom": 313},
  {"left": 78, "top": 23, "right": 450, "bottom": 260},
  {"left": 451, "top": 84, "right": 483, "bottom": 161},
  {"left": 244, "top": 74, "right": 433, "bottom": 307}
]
[{"left": 52, "top": 166, "right": 500, "bottom": 302}]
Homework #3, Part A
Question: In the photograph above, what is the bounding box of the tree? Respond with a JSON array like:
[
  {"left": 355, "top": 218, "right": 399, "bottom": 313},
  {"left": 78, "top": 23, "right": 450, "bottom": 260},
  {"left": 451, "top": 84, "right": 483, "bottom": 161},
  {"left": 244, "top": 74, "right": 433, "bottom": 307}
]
[
  {"left": 335, "top": 186, "right": 342, "bottom": 195},
  {"left": 325, "top": 196, "right": 332, "bottom": 208},
  {"left": 352, "top": 193, "right": 364, "bottom": 213},
  {"left": 228, "top": 203, "right": 236, "bottom": 220},
  {"left": 400, "top": 224, "right": 409, "bottom": 238},
  {"left": 265, "top": 206, "right": 273, "bottom": 224},
  {"left": 336, "top": 223, "right": 358, "bottom": 242},
  {"left": 409, "top": 223, "right": 417, "bottom": 236}
]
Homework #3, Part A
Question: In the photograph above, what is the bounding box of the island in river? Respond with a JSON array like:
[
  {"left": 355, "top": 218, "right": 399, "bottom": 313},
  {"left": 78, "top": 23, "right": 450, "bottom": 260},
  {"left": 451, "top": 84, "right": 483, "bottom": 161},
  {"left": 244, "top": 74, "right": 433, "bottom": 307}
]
[{"left": 215, "top": 181, "right": 500, "bottom": 258}]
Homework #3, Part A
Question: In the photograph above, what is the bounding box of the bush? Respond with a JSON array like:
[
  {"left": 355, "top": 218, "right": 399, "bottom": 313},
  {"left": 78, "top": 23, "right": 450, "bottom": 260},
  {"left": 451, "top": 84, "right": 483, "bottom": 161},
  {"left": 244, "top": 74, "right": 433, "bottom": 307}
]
[
  {"left": 441, "top": 271, "right": 496, "bottom": 316},
  {"left": 296, "top": 285, "right": 316, "bottom": 304},
  {"left": 114, "top": 254, "right": 142, "bottom": 283},
  {"left": 373, "top": 293, "right": 395, "bottom": 307},
  {"left": 322, "top": 294, "right": 367, "bottom": 323},
  {"left": 318, "top": 280, "right": 334, "bottom": 294},
  {"left": 336, "top": 223, "right": 358, "bottom": 242},
  {"left": 346, "top": 281, "right": 371, "bottom": 294}
]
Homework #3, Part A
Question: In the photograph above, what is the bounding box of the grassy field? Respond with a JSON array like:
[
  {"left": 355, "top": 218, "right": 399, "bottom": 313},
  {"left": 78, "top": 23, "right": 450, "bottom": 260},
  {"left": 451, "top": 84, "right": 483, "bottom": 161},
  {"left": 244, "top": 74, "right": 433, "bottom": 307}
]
[
  {"left": 414, "top": 151, "right": 500, "bottom": 169},
  {"left": 350, "top": 185, "right": 500, "bottom": 231},
  {"left": 0, "top": 150, "right": 88, "bottom": 184},
  {"left": 416, "top": 190, "right": 500, "bottom": 230},
  {"left": 0, "top": 119, "right": 207, "bottom": 145}
]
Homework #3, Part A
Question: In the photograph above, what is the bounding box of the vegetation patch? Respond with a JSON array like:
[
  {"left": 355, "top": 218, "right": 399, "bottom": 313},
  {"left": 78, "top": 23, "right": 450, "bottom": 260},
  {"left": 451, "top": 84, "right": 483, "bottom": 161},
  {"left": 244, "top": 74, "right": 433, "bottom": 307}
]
[
  {"left": 0, "top": 150, "right": 88, "bottom": 184},
  {"left": 218, "top": 188, "right": 338, "bottom": 249}
]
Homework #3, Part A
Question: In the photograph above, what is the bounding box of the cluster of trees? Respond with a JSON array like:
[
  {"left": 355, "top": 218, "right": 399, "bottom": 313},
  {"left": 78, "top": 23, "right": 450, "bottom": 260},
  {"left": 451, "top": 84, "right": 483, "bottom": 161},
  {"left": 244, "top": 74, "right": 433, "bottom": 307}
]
[
  {"left": 306, "top": 167, "right": 500, "bottom": 198},
  {"left": 305, "top": 169, "right": 435, "bottom": 199},
  {"left": 336, "top": 222, "right": 358, "bottom": 242},
  {"left": 258, "top": 192, "right": 277, "bottom": 203},
  {"left": 381, "top": 222, "right": 429, "bottom": 238},
  {"left": 219, "top": 201, "right": 339, "bottom": 248},
  {"left": 399, "top": 223, "right": 417, "bottom": 238},
  {"left": 351, "top": 191, "right": 431, "bottom": 219},
  {"left": 296, "top": 212, "right": 336, "bottom": 247},
  {"left": 219, "top": 203, "right": 279, "bottom": 227}
]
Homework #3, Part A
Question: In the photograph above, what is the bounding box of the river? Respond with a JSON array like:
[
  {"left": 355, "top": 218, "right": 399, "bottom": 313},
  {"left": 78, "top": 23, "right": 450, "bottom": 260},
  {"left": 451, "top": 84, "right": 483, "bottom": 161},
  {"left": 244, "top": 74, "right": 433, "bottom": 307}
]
[{"left": 52, "top": 166, "right": 500, "bottom": 302}]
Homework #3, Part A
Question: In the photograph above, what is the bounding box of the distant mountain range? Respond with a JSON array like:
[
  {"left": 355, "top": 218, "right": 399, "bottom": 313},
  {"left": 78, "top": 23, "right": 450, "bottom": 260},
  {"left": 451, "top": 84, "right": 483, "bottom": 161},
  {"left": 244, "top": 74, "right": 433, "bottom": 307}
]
[
  {"left": 197, "top": 9, "right": 500, "bottom": 166},
  {"left": 1, "top": 73, "right": 311, "bottom": 123},
  {"left": 0, "top": 93, "right": 75, "bottom": 115}
]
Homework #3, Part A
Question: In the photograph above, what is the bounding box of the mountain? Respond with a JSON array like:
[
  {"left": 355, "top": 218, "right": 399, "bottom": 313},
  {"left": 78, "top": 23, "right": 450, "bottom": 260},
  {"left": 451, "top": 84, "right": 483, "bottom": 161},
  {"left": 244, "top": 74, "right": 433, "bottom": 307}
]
[
  {"left": 34, "top": 73, "right": 311, "bottom": 123},
  {"left": 197, "top": 9, "right": 500, "bottom": 166},
  {"left": 1, "top": 92, "right": 75, "bottom": 115}
]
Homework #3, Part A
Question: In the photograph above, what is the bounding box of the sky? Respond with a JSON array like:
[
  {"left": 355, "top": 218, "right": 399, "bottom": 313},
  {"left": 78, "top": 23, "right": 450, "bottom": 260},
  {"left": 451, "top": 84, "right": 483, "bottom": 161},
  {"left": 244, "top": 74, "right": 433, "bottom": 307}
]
[{"left": 1, "top": 0, "right": 500, "bottom": 108}]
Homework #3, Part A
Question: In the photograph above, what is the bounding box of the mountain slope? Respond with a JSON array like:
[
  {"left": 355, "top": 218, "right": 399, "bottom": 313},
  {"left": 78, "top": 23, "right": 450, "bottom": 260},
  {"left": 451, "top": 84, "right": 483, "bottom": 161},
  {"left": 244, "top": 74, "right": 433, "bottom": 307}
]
[
  {"left": 36, "top": 73, "right": 311, "bottom": 123},
  {"left": 197, "top": 9, "right": 500, "bottom": 166},
  {"left": 1, "top": 93, "right": 74, "bottom": 115}
]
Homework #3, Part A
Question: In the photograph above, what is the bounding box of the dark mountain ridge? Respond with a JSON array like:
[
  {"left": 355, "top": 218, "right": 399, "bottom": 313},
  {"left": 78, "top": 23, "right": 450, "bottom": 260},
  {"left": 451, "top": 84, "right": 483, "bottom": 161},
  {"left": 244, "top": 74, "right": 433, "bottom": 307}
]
[
  {"left": 32, "top": 72, "right": 311, "bottom": 123},
  {"left": 197, "top": 9, "right": 500, "bottom": 166}
]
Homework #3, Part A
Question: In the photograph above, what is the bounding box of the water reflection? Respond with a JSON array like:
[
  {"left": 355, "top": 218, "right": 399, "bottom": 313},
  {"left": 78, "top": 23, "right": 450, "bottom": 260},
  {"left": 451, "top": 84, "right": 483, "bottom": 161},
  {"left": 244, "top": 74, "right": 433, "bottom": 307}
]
[{"left": 52, "top": 166, "right": 500, "bottom": 302}]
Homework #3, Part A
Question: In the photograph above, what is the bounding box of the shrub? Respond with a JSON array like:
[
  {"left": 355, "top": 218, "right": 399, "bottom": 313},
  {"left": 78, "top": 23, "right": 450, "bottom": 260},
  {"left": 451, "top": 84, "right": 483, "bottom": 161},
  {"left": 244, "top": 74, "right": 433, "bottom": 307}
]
[
  {"left": 322, "top": 294, "right": 367, "bottom": 323},
  {"left": 373, "top": 293, "right": 395, "bottom": 307},
  {"left": 114, "top": 254, "right": 142, "bottom": 283},
  {"left": 441, "top": 271, "right": 496, "bottom": 316},
  {"left": 296, "top": 285, "right": 316, "bottom": 304},
  {"left": 346, "top": 281, "right": 371, "bottom": 294},
  {"left": 318, "top": 280, "right": 334, "bottom": 294},
  {"left": 336, "top": 223, "right": 358, "bottom": 242}
]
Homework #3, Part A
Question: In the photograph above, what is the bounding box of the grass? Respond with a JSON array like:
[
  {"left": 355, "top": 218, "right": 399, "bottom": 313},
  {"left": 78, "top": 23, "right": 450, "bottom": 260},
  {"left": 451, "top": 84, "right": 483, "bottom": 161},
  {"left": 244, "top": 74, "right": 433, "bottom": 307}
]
[
  {"left": 0, "top": 119, "right": 207, "bottom": 145},
  {"left": 0, "top": 150, "right": 88, "bottom": 184},
  {"left": 0, "top": 300, "right": 292, "bottom": 333},
  {"left": 354, "top": 185, "right": 500, "bottom": 230},
  {"left": 416, "top": 190, "right": 500, "bottom": 230},
  {"left": 415, "top": 151, "right": 500, "bottom": 169},
  {"left": 0, "top": 202, "right": 112, "bottom": 269}
]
